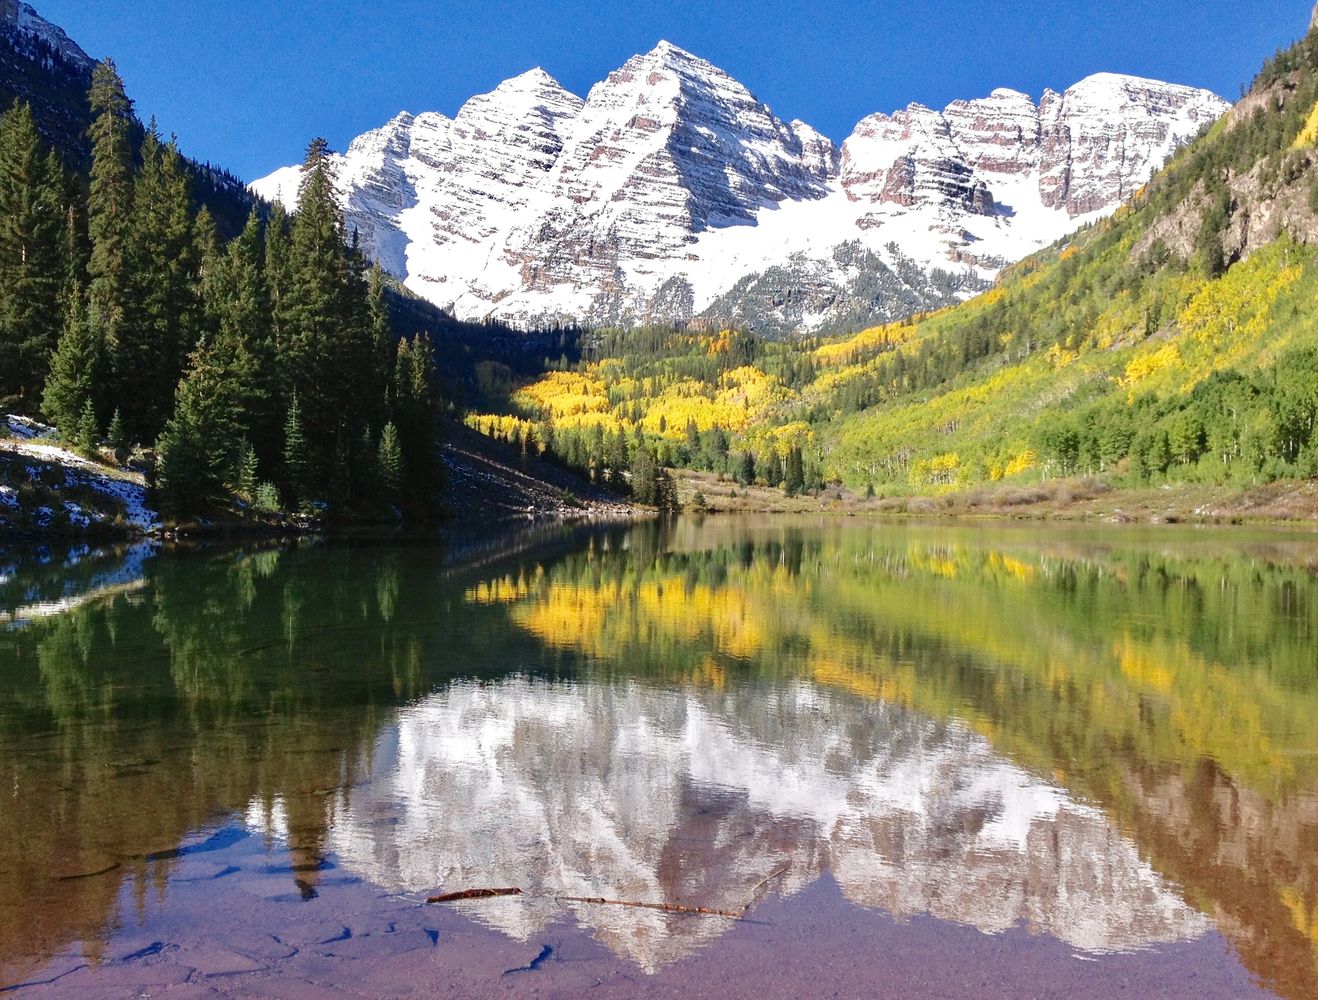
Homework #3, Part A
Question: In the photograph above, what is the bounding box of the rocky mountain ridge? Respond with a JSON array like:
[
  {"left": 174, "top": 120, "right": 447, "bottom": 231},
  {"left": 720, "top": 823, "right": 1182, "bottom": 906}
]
[
  {"left": 253, "top": 44, "right": 1228, "bottom": 335},
  {"left": 0, "top": 1, "right": 92, "bottom": 71}
]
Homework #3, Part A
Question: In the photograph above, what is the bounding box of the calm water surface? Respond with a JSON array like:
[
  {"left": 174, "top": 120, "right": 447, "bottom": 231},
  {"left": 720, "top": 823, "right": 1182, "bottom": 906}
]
[{"left": 1, "top": 517, "right": 1316, "bottom": 998}]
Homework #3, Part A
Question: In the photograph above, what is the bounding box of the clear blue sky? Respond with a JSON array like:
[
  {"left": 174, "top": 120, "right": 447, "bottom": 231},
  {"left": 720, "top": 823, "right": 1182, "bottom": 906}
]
[{"left": 30, "top": 1, "right": 1314, "bottom": 182}]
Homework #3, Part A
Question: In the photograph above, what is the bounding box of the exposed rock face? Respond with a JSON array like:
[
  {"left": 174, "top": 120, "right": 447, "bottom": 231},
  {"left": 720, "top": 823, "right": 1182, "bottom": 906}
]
[
  {"left": 252, "top": 43, "right": 1228, "bottom": 335},
  {"left": 1133, "top": 62, "right": 1318, "bottom": 268},
  {"left": 1, "top": 2, "right": 92, "bottom": 71},
  {"left": 842, "top": 103, "right": 995, "bottom": 216},
  {"left": 1036, "top": 73, "right": 1218, "bottom": 215}
]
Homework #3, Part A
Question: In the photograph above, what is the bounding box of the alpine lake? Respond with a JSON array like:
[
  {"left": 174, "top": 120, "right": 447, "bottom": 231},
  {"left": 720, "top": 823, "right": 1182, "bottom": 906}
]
[{"left": 1, "top": 516, "right": 1316, "bottom": 999}]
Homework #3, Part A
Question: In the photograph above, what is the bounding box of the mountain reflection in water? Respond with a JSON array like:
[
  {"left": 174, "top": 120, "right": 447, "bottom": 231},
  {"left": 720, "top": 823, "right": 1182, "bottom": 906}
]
[
  {"left": 0, "top": 518, "right": 1315, "bottom": 997},
  {"left": 299, "top": 676, "right": 1206, "bottom": 971}
]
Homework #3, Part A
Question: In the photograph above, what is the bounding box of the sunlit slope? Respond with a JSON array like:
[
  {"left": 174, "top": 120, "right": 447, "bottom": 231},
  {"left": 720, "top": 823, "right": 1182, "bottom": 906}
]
[
  {"left": 816, "top": 29, "right": 1318, "bottom": 488},
  {"left": 471, "top": 26, "right": 1318, "bottom": 494}
]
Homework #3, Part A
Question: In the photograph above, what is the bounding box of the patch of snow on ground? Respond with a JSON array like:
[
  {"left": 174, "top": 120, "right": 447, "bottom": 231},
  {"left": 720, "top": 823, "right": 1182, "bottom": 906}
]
[
  {"left": 89, "top": 473, "right": 160, "bottom": 530},
  {"left": 5, "top": 414, "right": 56, "bottom": 439},
  {"left": 8, "top": 439, "right": 93, "bottom": 468},
  {"left": 1, "top": 429, "right": 160, "bottom": 532},
  {"left": 62, "top": 501, "right": 90, "bottom": 529}
]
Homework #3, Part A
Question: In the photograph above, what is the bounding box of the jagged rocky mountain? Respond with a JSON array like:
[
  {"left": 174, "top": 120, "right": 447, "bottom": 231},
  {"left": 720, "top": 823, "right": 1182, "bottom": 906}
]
[{"left": 253, "top": 43, "right": 1229, "bottom": 335}]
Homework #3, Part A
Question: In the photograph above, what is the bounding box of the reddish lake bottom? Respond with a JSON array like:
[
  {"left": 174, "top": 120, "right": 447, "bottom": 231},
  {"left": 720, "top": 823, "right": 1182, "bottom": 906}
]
[{"left": 2, "top": 825, "right": 1270, "bottom": 1000}]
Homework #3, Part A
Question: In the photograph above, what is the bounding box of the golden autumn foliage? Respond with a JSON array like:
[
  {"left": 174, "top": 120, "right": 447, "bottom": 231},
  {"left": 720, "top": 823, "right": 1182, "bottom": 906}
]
[
  {"left": 512, "top": 370, "right": 611, "bottom": 418},
  {"left": 1292, "top": 99, "right": 1318, "bottom": 148},
  {"left": 814, "top": 321, "right": 918, "bottom": 367}
]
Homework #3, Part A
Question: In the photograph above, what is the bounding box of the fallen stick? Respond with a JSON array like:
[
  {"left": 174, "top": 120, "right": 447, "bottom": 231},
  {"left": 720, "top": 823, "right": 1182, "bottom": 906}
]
[
  {"left": 424, "top": 886, "right": 745, "bottom": 920},
  {"left": 427, "top": 887, "right": 523, "bottom": 903},
  {"left": 745, "top": 864, "right": 791, "bottom": 906},
  {"left": 556, "top": 895, "right": 745, "bottom": 919}
]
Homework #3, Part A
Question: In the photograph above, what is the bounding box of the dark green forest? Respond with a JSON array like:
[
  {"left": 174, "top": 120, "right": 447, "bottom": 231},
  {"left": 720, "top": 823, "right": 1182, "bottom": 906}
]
[{"left": 0, "top": 62, "right": 441, "bottom": 519}]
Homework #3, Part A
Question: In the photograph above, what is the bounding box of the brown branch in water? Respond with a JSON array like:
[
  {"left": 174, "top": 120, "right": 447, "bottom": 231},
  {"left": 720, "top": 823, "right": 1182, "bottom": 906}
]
[
  {"left": 57, "top": 862, "right": 122, "bottom": 882},
  {"left": 425, "top": 886, "right": 746, "bottom": 920},
  {"left": 427, "top": 887, "right": 523, "bottom": 903},
  {"left": 745, "top": 863, "right": 791, "bottom": 906},
  {"left": 556, "top": 895, "right": 746, "bottom": 919}
]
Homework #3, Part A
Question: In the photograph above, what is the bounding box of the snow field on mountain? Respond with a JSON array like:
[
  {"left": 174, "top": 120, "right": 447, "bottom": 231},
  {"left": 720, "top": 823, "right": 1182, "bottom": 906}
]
[{"left": 252, "top": 43, "right": 1228, "bottom": 332}]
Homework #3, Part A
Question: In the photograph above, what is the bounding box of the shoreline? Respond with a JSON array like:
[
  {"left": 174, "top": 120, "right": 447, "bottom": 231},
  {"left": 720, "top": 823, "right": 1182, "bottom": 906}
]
[
  {"left": 671, "top": 469, "right": 1318, "bottom": 529},
  {"left": 3, "top": 414, "right": 642, "bottom": 544},
  {"left": 8, "top": 412, "right": 1317, "bottom": 544}
]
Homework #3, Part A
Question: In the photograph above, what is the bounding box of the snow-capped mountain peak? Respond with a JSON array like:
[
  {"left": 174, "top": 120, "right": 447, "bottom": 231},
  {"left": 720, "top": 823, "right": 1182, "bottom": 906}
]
[
  {"left": 499, "top": 66, "right": 567, "bottom": 91},
  {"left": 251, "top": 46, "right": 1229, "bottom": 335}
]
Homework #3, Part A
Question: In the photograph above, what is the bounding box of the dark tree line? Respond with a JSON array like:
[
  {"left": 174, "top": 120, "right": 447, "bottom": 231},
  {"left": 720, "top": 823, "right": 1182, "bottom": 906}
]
[{"left": 0, "top": 61, "right": 442, "bottom": 519}]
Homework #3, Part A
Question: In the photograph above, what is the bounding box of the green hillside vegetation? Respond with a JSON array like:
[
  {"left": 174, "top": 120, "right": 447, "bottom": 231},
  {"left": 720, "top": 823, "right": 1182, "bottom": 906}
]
[{"left": 466, "top": 25, "right": 1318, "bottom": 502}]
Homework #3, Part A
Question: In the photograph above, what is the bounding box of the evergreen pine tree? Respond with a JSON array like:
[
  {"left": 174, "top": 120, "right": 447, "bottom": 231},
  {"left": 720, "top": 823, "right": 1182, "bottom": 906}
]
[
  {"left": 206, "top": 207, "right": 276, "bottom": 464},
  {"left": 237, "top": 439, "right": 259, "bottom": 498},
  {"left": 253, "top": 480, "right": 281, "bottom": 513},
  {"left": 284, "top": 138, "right": 351, "bottom": 485},
  {"left": 736, "top": 451, "right": 755, "bottom": 486},
  {"left": 282, "top": 395, "right": 309, "bottom": 509},
  {"left": 155, "top": 338, "right": 243, "bottom": 514},
  {"left": 606, "top": 428, "right": 629, "bottom": 490},
  {"left": 655, "top": 467, "right": 678, "bottom": 514},
  {"left": 120, "top": 129, "right": 201, "bottom": 440},
  {"left": 367, "top": 264, "right": 394, "bottom": 422},
  {"left": 684, "top": 418, "right": 700, "bottom": 464},
  {"left": 60, "top": 197, "right": 86, "bottom": 303},
  {"left": 378, "top": 421, "right": 404, "bottom": 500},
  {"left": 589, "top": 423, "right": 606, "bottom": 481},
  {"left": 107, "top": 407, "right": 128, "bottom": 461},
  {"left": 42, "top": 286, "right": 101, "bottom": 434},
  {"left": 630, "top": 445, "right": 659, "bottom": 506},
  {"left": 76, "top": 397, "right": 99, "bottom": 454},
  {"left": 264, "top": 200, "right": 292, "bottom": 389},
  {"left": 154, "top": 412, "right": 206, "bottom": 516},
  {"left": 277, "top": 138, "right": 385, "bottom": 503},
  {"left": 86, "top": 60, "right": 135, "bottom": 366},
  {"left": 784, "top": 445, "right": 805, "bottom": 497},
  {"left": 355, "top": 424, "right": 378, "bottom": 498},
  {"left": 0, "top": 102, "right": 66, "bottom": 409},
  {"left": 389, "top": 334, "right": 442, "bottom": 507}
]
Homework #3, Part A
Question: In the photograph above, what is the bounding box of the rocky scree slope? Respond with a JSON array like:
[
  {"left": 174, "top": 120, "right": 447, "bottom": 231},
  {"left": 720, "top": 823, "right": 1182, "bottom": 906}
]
[{"left": 253, "top": 43, "right": 1228, "bottom": 335}]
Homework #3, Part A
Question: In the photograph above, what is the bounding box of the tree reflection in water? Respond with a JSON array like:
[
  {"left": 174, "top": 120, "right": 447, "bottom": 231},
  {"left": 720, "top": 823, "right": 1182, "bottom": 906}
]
[{"left": 0, "top": 519, "right": 1315, "bottom": 996}]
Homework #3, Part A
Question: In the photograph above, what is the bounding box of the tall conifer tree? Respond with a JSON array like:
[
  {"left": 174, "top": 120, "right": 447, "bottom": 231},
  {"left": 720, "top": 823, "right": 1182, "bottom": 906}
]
[
  {"left": 155, "top": 337, "right": 243, "bottom": 514},
  {"left": 0, "top": 101, "right": 66, "bottom": 408},
  {"left": 120, "top": 126, "right": 201, "bottom": 439},
  {"left": 208, "top": 207, "right": 276, "bottom": 465},
  {"left": 86, "top": 60, "right": 134, "bottom": 365},
  {"left": 285, "top": 138, "right": 350, "bottom": 481},
  {"left": 42, "top": 284, "right": 101, "bottom": 434}
]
